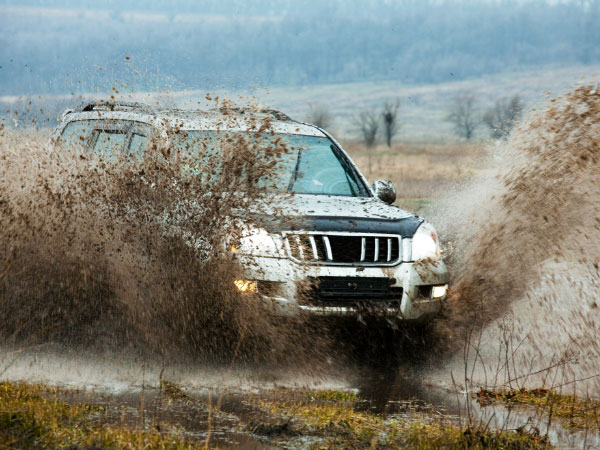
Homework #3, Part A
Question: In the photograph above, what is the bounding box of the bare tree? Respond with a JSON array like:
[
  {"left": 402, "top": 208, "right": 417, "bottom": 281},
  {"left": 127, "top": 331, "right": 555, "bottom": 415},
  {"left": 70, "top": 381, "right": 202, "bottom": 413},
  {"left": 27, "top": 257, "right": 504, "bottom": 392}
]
[
  {"left": 306, "top": 102, "right": 333, "bottom": 129},
  {"left": 482, "top": 95, "right": 524, "bottom": 140},
  {"left": 381, "top": 98, "right": 401, "bottom": 148},
  {"left": 352, "top": 110, "right": 379, "bottom": 148},
  {"left": 352, "top": 109, "right": 379, "bottom": 176},
  {"left": 446, "top": 93, "right": 480, "bottom": 140}
]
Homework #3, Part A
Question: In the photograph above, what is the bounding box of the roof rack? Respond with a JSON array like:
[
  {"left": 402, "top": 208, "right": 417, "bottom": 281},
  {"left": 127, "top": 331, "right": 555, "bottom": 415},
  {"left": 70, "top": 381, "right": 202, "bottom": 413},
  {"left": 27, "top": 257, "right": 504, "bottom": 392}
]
[
  {"left": 69, "top": 100, "right": 294, "bottom": 122},
  {"left": 215, "top": 106, "right": 293, "bottom": 122},
  {"left": 74, "top": 100, "right": 155, "bottom": 113}
]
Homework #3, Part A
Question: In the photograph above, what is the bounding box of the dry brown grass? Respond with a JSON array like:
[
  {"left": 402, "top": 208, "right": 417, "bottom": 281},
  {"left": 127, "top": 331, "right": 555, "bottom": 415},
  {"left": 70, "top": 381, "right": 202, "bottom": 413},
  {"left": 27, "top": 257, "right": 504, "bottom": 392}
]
[{"left": 342, "top": 140, "right": 485, "bottom": 213}]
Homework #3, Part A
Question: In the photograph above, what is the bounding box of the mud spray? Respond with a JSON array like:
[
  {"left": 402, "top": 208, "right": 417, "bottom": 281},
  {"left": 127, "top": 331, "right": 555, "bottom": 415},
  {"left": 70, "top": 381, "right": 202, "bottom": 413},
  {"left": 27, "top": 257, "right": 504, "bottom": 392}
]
[
  {"left": 0, "top": 105, "right": 337, "bottom": 388},
  {"left": 2, "top": 87, "right": 600, "bottom": 398},
  {"left": 426, "top": 85, "right": 600, "bottom": 396}
]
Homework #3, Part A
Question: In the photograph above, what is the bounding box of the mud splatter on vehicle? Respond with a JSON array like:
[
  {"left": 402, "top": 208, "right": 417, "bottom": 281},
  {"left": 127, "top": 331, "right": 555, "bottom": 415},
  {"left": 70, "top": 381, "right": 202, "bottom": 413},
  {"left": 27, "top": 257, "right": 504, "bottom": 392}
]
[
  {"left": 2, "top": 85, "right": 600, "bottom": 448},
  {"left": 0, "top": 101, "right": 332, "bottom": 369}
]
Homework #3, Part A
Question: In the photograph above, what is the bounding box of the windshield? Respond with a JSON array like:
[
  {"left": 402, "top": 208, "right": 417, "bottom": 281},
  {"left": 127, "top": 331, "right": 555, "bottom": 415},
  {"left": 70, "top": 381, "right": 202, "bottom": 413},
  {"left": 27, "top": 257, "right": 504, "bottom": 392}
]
[{"left": 172, "top": 131, "right": 369, "bottom": 197}]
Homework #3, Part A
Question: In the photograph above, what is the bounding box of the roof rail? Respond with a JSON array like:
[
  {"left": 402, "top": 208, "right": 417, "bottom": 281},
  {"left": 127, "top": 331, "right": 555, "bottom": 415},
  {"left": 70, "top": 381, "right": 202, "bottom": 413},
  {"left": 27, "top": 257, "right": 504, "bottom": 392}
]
[
  {"left": 215, "top": 106, "right": 293, "bottom": 122},
  {"left": 75, "top": 100, "right": 155, "bottom": 113},
  {"left": 70, "top": 100, "right": 294, "bottom": 122}
]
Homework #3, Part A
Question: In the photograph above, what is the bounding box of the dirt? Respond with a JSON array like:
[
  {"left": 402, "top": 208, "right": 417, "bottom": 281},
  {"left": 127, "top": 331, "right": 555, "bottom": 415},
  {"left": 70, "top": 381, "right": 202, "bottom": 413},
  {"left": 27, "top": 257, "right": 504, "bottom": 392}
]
[{"left": 417, "top": 86, "right": 600, "bottom": 400}]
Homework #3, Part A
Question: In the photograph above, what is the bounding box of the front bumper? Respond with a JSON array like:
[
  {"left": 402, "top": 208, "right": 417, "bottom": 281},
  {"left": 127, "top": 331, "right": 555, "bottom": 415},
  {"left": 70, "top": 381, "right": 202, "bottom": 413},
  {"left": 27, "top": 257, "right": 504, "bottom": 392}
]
[{"left": 239, "top": 255, "right": 449, "bottom": 322}]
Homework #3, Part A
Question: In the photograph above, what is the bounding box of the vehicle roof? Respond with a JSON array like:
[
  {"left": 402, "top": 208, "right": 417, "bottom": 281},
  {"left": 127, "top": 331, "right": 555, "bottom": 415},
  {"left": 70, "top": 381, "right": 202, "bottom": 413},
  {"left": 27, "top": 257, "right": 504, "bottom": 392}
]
[{"left": 60, "top": 101, "right": 326, "bottom": 137}]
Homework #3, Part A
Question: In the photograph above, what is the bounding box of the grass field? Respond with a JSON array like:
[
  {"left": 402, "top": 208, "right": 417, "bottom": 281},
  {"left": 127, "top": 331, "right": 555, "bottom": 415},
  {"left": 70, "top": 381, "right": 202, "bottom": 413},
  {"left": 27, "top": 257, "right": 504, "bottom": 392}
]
[
  {"left": 341, "top": 140, "right": 486, "bottom": 214},
  {"left": 256, "top": 64, "right": 600, "bottom": 140},
  {"left": 3, "top": 63, "right": 597, "bottom": 142}
]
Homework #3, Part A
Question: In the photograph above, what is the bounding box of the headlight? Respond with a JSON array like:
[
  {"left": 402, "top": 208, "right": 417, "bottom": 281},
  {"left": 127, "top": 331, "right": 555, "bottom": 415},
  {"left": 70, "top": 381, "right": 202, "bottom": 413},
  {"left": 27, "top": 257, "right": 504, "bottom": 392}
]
[
  {"left": 234, "top": 279, "right": 257, "bottom": 293},
  {"left": 232, "top": 227, "right": 284, "bottom": 258},
  {"left": 412, "top": 222, "right": 441, "bottom": 260}
]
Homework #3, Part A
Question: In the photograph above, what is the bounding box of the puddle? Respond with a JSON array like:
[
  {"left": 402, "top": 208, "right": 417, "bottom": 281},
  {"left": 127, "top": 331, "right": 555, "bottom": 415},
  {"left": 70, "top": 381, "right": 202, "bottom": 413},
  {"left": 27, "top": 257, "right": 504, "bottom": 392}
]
[
  {"left": 59, "top": 387, "right": 274, "bottom": 449},
  {"left": 4, "top": 344, "right": 600, "bottom": 448},
  {"left": 32, "top": 366, "right": 598, "bottom": 449},
  {"left": 353, "top": 366, "right": 600, "bottom": 449}
]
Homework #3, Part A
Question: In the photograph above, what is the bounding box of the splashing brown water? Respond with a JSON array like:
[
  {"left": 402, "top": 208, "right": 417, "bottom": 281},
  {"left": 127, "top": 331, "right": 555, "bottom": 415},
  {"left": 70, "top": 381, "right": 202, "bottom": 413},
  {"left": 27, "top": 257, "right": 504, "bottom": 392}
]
[
  {"left": 0, "top": 109, "right": 330, "bottom": 370},
  {"left": 434, "top": 85, "right": 600, "bottom": 392},
  {"left": 3, "top": 86, "right": 600, "bottom": 394}
]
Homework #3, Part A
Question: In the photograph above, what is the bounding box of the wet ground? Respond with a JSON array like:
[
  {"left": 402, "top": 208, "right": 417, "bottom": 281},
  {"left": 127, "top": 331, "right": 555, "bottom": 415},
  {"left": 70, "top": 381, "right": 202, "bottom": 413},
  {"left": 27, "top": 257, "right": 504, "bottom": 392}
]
[{"left": 27, "top": 360, "right": 599, "bottom": 449}]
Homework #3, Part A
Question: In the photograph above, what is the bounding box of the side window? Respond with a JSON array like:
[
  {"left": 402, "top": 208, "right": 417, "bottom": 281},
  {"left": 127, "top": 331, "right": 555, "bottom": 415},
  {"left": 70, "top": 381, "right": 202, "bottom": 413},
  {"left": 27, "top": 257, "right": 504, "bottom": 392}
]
[
  {"left": 126, "top": 123, "right": 158, "bottom": 157},
  {"left": 89, "top": 119, "right": 130, "bottom": 155},
  {"left": 60, "top": 119, "right": 158, "bottom": 158},
  {"left": 94, "top": 130, "right": 127, "bottom": 155},
  {"left": 59, "top": 121, "right": 93, "bottom": 148},
  {"left": 129, "top": 133, "right": 150, "bottom": 153}
]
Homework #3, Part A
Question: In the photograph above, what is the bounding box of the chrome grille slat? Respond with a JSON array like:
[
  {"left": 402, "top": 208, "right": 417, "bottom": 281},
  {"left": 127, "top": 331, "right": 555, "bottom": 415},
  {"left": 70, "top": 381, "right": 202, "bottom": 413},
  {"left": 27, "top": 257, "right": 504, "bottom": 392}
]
[
  {"left": 322, "top": 236, "right": 333, "bottom": 261},
  {"left": 309, "top": 235, "right": 318, "bottom": 259},
  {"left": 284, "top": 232, "right": 402, "bottom": 265},
  {"left": 360, "top": 237, "right": 366, "bottom": 261},
  {"left": 295, "top": 235, "right": 304, "bottom": 259}
]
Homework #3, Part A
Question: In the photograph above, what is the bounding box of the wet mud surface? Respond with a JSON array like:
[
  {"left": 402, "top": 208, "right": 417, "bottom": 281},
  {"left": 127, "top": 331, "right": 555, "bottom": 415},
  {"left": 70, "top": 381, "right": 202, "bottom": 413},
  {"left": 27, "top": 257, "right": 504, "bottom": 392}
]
[{"left": 36, "top": 364, "right": 598, "bottom": 449}]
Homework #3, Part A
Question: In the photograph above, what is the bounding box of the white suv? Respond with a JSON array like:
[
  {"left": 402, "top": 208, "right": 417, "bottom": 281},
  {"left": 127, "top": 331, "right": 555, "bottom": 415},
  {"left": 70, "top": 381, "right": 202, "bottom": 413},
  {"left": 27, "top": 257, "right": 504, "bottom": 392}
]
[{"left": 55, "top": 101, "right": 449, "bottom": 324}]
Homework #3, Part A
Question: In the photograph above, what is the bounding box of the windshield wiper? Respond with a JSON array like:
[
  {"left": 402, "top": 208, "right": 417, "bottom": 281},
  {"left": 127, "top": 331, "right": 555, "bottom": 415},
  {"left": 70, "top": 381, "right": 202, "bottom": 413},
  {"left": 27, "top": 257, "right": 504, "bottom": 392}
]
[{"left": 287, "top": 149, "right": 303, "bottom": 192}]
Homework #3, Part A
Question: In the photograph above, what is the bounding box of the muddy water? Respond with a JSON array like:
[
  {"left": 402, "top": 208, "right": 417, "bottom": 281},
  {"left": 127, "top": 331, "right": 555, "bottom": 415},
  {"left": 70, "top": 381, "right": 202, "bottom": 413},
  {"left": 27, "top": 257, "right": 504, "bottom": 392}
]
[
  {"left": 3, "top": 343, "right": 599, "bottom": 448},
  {"left": 14, "top": 358, "right": 595, "bottom": 449},
  {"left": 424, "top": 85, "right": 600, "bottom": 396},
  {"left": 353, "top": 367, "right": 600, "bottom": 449},
  {"left": 59, "top": 387, "right": 273, "bottom": 449},
  {"left": 0, "top": 116, "right": 331, "bottom": 369}
]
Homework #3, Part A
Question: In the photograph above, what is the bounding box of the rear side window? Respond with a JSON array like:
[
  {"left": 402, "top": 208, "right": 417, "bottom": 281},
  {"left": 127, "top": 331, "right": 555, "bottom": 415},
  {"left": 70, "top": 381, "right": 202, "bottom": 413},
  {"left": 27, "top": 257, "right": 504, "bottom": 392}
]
[
  {"left": 59, "top": 119, "right": 159, "bottom": 158},
  {"left": 128, "top": 133, "right": 150, "bottom": 154},
  {"left": 126, "top": 123, "right": 157, "bottom": 157},
  {"left": 94, "top": 130, "right": 127, "bottom": 155},
  {"left": 58, "top": 120, "right": 93, "bottom": 148}
]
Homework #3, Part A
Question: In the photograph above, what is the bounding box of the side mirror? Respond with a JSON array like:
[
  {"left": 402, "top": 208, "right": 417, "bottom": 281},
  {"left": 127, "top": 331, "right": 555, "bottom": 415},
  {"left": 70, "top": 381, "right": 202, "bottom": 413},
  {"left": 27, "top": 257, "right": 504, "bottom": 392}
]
[{"left": 372, "top": 179, "right": 396, "bottom": 204}]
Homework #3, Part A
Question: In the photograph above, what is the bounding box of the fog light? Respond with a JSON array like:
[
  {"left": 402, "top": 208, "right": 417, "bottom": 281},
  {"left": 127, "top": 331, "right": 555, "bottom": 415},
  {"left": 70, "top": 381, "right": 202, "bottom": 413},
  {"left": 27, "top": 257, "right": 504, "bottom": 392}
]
[
  {"left": 432, "top": 285, "right": 448, "bottom": 298},
  {"left": 234, "top": 279, "right": 257, "bottom": 293}
]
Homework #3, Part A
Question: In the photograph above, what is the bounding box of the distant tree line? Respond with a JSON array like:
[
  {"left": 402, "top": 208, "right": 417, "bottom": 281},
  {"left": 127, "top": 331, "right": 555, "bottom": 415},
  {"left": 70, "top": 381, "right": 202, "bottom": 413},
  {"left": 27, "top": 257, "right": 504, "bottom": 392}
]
[
  {"left": 446, "top": 93, "right": 525, "bottom": 140},
  {"left": 334, "top": 91, "right": 525, "bottom": 148},
  {"left": 351, "top": 98, "right": 401, "bottom": 149},
  {"left": 1, "top": 0, "right": 600, "bottom": 95}
]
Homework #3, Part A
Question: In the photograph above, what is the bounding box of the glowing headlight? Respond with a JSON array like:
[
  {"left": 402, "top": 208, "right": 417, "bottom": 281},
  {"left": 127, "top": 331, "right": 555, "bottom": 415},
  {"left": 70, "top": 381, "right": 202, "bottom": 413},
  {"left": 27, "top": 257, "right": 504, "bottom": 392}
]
[
  {"left": 234, "top": 279, "right": 257, "bottom": 293},
  {"left": 412, "top": 222, "right": 441, "bottom": 260}
]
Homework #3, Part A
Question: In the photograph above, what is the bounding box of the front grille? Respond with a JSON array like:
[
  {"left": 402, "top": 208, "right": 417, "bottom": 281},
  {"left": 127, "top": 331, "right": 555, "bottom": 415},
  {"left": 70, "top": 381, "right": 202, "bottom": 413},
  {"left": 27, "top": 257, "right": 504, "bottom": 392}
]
[
  {"left": 303, "top": 276, "right": 403, "bottom": 307},
  {"left": 284, "top": 232, "right": 401, "bottom": 265}
]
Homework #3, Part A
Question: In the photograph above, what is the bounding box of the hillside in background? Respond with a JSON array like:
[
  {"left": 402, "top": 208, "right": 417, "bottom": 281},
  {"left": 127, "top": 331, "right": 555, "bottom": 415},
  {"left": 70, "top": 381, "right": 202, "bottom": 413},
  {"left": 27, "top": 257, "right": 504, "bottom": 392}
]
[
  {"left": 1, "top": 0, "right": 599, "bottom": 96},
  {"left": 2, "top": 64, "right": 599, "bottom": 141},
  {"left": 260, "top": 64, "right": 600, "bottom": 140}
]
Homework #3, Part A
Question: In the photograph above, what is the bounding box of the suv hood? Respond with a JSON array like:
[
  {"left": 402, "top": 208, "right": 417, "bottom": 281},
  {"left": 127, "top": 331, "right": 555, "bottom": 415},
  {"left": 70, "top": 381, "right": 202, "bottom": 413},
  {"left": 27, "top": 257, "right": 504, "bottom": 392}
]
[{"left": 253, "top": 194, "right": 424, "bottom": 238}]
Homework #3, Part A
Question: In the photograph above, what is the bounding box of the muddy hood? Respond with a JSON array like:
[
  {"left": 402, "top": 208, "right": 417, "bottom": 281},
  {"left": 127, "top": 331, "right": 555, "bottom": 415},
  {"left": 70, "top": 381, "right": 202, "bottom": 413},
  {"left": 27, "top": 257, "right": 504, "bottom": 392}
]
[{"left": 251, "top": 194, "right": 425, "bottom": 238}]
